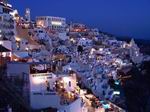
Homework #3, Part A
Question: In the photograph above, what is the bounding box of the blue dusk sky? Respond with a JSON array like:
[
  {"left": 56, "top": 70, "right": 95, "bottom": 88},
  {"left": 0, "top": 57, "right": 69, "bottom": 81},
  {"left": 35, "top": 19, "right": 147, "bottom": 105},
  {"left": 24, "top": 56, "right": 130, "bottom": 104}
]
[{"left": 9, "top": 0, "right": 150, "bottom": 40}]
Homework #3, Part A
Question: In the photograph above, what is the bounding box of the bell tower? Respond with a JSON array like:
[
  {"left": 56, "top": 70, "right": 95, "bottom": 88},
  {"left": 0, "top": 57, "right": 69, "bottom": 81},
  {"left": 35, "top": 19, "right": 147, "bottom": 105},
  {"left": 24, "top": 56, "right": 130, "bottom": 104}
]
[{"left": 25, "top": 8, "right": 31, "bottom": 22}]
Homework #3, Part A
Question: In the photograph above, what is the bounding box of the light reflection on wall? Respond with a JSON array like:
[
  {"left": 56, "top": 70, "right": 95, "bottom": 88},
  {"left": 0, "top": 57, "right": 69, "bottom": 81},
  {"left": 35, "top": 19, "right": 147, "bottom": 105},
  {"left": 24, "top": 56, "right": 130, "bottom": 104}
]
[
  {"left": 51, "top": 21, "right": 62, "bottom": 26},
  {"left": 32, "top": 77, "right": 45, "bottom": 85}
]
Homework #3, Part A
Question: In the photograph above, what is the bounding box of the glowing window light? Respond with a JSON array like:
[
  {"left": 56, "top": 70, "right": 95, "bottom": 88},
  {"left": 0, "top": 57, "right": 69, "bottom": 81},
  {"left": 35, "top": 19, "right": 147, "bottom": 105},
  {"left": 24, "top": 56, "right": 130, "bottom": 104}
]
[
  {"left": 16, "top": 37, "right": 21, "bottom": 42},
  {"left": 51, "top": 21, "right": 62, "bottom": 26},
  {"left": 2, "top": 52, "right": 6, "bottom": 57},
  {"left": 25, "top": 47, "right": 29, "bottom": 51},
  {"left": 63, "top": 77, "right": 70, "bottom": 83},
  {"left": 82, "top": 38, "right": 86, "bottom": 40},
  {"left": 14, "top": 59, "right": 18, "bottom": 61},
  {"left": 99, "top": 48, "right": 103, "bottom": 51},
  {"left": 89, "top": 55, "right": 92, "bottom": 58},
  {"left": 113, "top": 91, "right": 120, "bottom": 95},
  {"left": 70, "top": 38, "right": 76, "bottom": 43},
  {"left": 68, "top": 67, "right": 72, "bottom": 71},
  {"left": 90, "top": 48, "right": 95, "bottom": 55},
  {"left": 37, "top": 21, "right": 44, "bottom": 27},
  {"left": 0, "top": 41, "right": 3, "bottom": 45}
]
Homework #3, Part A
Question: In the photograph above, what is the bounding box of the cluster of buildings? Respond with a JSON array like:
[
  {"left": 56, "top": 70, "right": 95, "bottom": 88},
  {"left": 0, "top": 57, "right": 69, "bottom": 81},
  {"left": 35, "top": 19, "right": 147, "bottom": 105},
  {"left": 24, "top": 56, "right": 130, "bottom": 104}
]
[{"left": 0, "top": 0, "right": 148, "bottom": 112}]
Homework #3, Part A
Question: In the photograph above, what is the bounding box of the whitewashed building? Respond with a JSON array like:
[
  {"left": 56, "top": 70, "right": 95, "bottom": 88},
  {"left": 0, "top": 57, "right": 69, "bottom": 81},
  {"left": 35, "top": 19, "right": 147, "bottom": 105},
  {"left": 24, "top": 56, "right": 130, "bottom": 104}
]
[
  {"left": 7, "top": 62, "right": 83, "bottom": 112},
  {"left": 36, "top": 16, "right": 66, "bottom": 32},
  {"left": 0, "top": 2, "right": 15, "bottom": 41},
  {"left": 129, "top": 39, "right": 143, "bottom": 64}
]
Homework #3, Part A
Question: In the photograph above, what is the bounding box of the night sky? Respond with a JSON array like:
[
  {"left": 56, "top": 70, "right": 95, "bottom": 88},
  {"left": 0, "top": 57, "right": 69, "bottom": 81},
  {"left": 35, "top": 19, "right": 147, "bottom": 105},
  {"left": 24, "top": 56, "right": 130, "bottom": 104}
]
[{"left": 9, "top": 0, "right": 150, "bottom": 40}]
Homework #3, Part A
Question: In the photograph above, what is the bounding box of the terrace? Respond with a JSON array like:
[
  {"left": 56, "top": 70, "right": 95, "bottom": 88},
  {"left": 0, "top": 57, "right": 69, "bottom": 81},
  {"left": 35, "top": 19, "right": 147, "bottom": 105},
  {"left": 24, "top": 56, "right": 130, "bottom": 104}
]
[
  {"left": 30, "top": 62, "right": 54, "bottom": 74},
  {"left": 55, "top": 75, "right": 80, "bottom": 105}
]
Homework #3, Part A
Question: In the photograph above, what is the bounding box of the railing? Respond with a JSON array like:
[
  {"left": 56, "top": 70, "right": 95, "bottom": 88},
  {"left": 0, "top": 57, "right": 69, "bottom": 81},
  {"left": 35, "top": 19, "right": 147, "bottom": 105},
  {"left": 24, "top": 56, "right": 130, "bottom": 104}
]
[{"left": 32, "top": 91, "right": 57, "bottom": 95}]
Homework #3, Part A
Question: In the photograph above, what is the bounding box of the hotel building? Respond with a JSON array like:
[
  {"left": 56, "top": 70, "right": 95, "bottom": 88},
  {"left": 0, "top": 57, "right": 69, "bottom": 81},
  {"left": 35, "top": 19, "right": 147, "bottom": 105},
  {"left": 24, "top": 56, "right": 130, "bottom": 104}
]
[{"left": 36, "top": 16, "right": 66, "bottom": 32}]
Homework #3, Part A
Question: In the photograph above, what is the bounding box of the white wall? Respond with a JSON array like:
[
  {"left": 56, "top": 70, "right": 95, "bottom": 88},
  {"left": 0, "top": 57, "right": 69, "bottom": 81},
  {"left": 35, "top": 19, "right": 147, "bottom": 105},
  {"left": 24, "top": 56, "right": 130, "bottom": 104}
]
[
  {"left": 0, "top": 41, "right": 12, "bottom": 50},
  {"left": 30, "top": 93, "right": 61, "bottom": 109},
  {"left": 61, "top": 76, "right": 77, "bottom": 92},
  {"left": 31, "top": 94, "right": 82, "bottom": 112},
  {"left": 30, "top": 73, "right": 57, "bottom": 92},
  {"left": 60, "top": 98, "right": 82, "bottom": 112}
]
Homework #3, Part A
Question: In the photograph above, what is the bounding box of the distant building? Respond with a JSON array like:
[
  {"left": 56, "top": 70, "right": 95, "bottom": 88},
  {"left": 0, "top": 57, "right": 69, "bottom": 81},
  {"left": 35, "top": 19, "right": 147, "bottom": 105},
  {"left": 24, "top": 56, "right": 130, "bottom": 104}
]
[
  {"left": 78, "top": 38, "right": 93, "bottom": 46},
  {"left": 36, "top": 16, "right": 66, "bottom": 32},
  {"left": 129, "top": 39, "right": 143, "bottom": 64},
  {"left": 69, "top": 23, "right": 87, "bottom": 32}
]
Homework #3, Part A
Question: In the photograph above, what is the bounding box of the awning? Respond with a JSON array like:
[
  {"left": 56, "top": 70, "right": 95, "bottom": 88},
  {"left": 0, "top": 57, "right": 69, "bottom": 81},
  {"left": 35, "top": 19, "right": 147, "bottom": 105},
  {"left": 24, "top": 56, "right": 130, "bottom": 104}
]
[
  {"left": 0, "top": 45, "right": 11, "bottom": 52},
  {"left": 13, "top": 52, "right": 29, "bottom": 58}
]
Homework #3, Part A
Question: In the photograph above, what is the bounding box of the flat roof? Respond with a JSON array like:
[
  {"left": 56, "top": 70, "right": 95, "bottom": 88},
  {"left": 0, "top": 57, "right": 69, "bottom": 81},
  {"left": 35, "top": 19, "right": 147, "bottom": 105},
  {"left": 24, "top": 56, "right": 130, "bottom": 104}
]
[
  {"left": 7, "top": 61, "right": 52, "bottom": 65},
  {"left": 36, "top": 16, "right": 66, "bottom": 20}
]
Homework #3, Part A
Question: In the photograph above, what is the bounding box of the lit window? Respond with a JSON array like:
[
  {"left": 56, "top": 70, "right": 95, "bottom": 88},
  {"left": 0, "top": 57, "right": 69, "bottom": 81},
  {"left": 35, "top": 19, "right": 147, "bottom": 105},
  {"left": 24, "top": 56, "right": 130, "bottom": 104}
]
[{"left": 51, "top": 21, "right": 62, "bottom": 26}]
